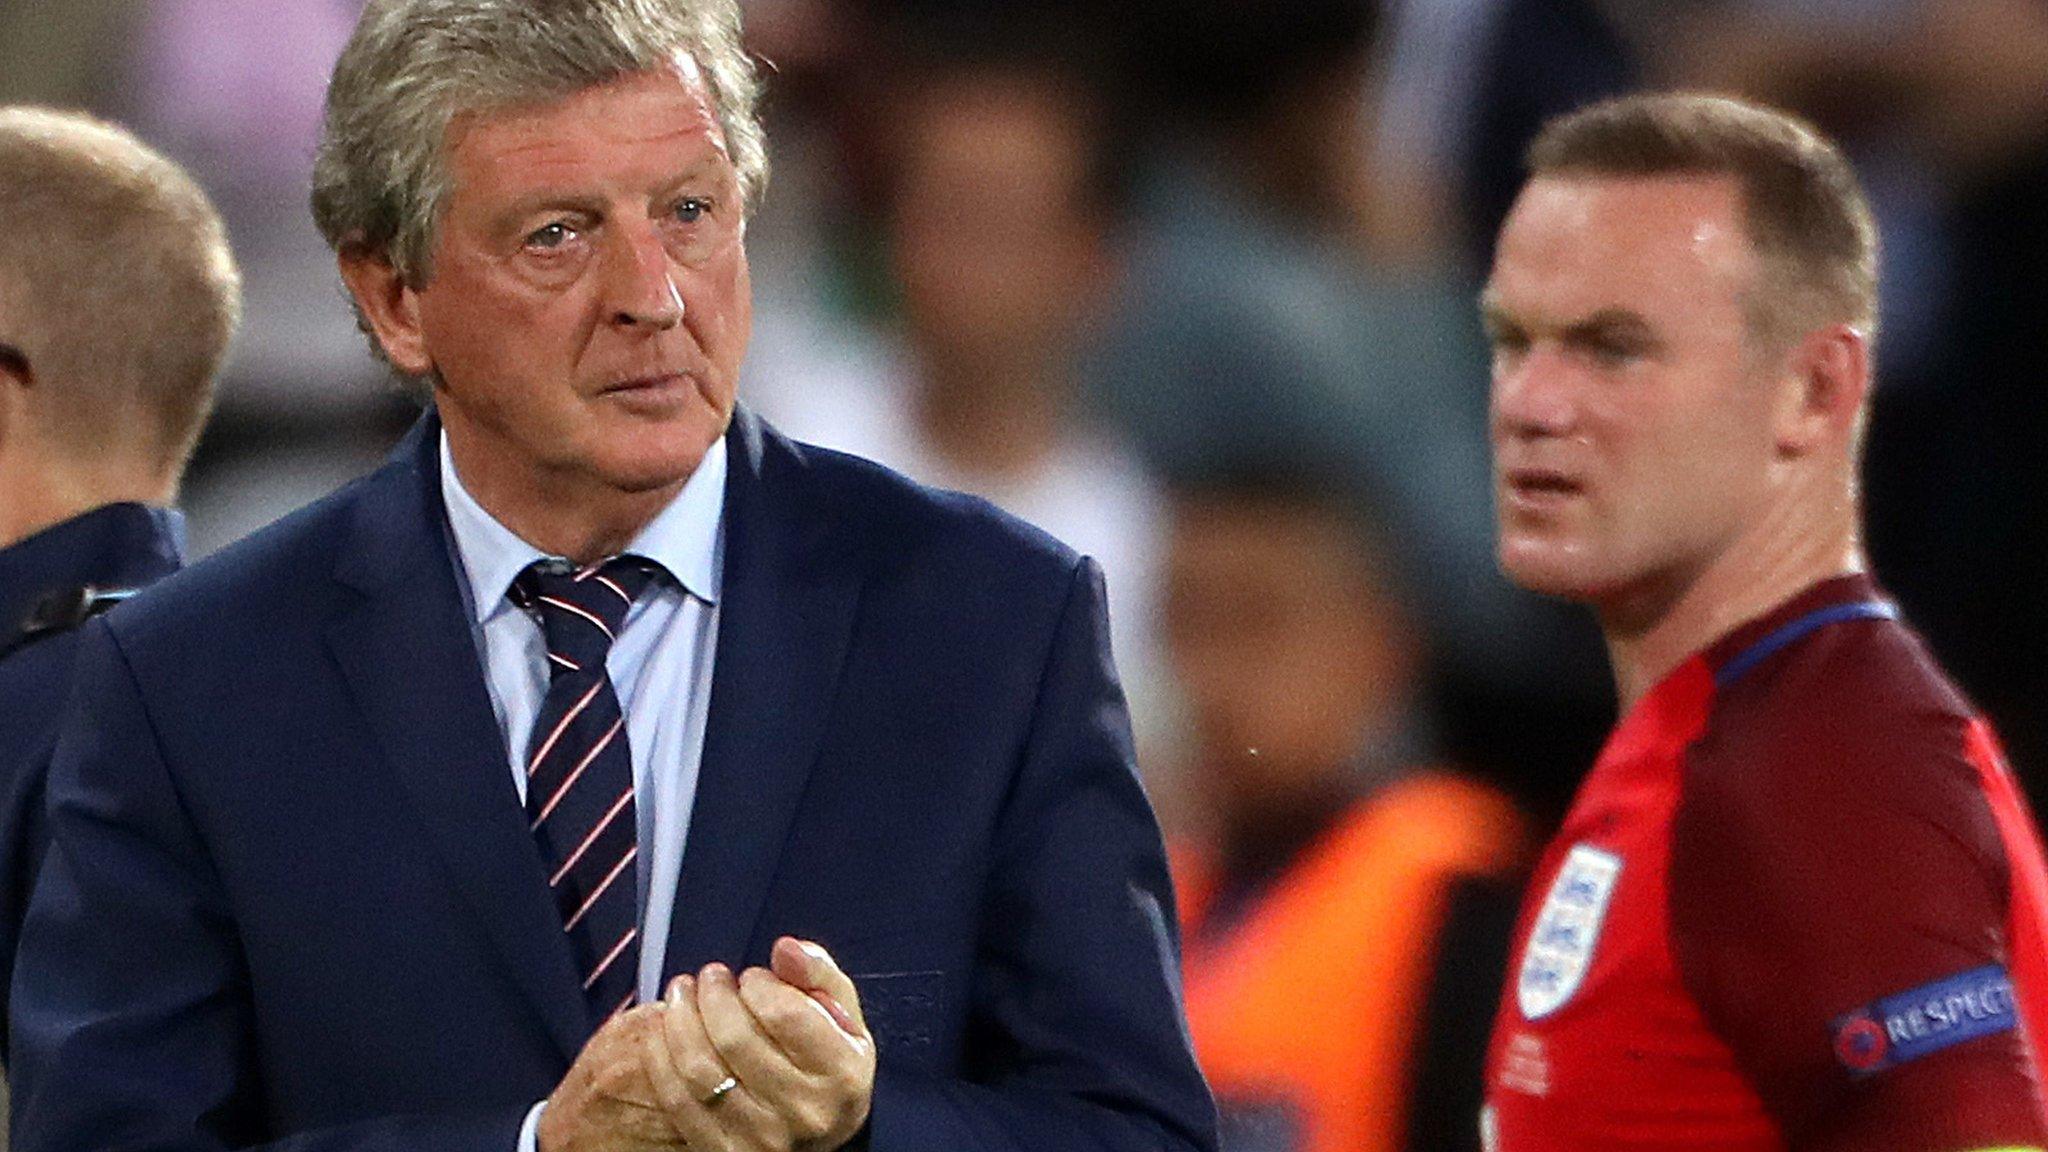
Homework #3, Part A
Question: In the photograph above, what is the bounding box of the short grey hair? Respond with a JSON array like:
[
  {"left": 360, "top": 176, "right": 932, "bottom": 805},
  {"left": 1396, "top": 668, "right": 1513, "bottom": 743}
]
[
  {"left": 311, "top": 0, "right": 768, "bottom": 288},
  {"left": 0, "top": 107, "right": 241, "bottom": 471}
]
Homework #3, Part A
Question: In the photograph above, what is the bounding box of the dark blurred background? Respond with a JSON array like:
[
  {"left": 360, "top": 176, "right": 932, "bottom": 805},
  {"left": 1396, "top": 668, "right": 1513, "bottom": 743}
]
[{"left": 5, "top": 0, "right": 2046, "bottom": 834}]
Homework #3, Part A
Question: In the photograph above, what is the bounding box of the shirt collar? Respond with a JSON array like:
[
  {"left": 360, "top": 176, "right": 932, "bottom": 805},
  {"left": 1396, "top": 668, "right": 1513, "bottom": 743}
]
[
  {"left": 0, "top": 502, "right": 185, "bottom": 635},
  {"left": 1702, "top": 571, "right": 1883, "bottom": 675},
  {"left": 439, "top": 430, "right": 726, "bottom": 625}
]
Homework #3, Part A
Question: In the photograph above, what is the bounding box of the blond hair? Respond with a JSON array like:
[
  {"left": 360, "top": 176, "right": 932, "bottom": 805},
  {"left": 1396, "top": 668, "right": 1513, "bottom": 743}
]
[{"left": 0, "top": 107, "right": 241, "bottom": 471}]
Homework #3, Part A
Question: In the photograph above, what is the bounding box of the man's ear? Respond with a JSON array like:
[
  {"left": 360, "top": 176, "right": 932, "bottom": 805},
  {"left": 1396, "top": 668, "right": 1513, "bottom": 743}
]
[
  {"left": 0, "top": 365, "right": 16, "bottom": 460},
  {"left": 0, "top": 340, "right": 34, "bottom": 456},
  {"left": 336, "top": 248, "right": 433, "bottom": 377},
  {"left": 1775, "top": 322, "right": 1870, "bottom": 458}
]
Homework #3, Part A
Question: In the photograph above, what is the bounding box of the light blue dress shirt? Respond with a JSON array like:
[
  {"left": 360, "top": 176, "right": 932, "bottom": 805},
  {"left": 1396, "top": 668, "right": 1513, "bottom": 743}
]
[{"left": 438, "top": 432, "right": 725, "bottom": 1149}]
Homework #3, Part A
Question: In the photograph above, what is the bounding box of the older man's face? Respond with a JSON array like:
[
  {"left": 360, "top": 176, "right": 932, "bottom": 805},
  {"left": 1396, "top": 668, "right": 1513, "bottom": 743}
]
[{"left": 404, "top": 60, "right": 750, "bottom": 502}]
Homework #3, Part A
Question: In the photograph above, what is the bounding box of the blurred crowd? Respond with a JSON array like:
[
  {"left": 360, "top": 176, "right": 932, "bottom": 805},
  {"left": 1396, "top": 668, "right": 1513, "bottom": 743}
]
[{"left": 3, "top": 0, "right": 2046, "bottom": 1141}]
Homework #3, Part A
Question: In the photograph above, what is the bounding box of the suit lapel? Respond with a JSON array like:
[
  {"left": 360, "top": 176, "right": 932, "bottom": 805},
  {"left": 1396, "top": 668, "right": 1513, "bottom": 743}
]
[
  {"left": 663, "top": 411, "right": 864, "bottom": 974},
  {"left": 325, "top": 416, "right": 592, "bottom": 1062}
]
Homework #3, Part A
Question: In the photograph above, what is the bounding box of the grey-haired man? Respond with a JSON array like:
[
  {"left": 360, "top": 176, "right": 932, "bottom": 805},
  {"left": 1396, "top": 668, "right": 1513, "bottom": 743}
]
[{"left": 8, "top": 3, "right": 1217, "bottom": 1152}]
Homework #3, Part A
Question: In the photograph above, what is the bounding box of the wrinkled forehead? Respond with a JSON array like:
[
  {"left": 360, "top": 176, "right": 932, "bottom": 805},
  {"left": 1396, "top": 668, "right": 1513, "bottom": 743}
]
[
  {"left": 443, "top": 52, "right": 714, "bottom": 151},
  {"left": 437, "top": 59, "right": 735, "bottom": 205},
  {"left": 1485, "top": 173, "right": 1761, "bottom": 326}
]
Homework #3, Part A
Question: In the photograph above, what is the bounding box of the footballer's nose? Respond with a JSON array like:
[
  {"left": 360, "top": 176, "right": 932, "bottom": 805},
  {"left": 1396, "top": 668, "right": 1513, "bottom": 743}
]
[{"left": 1491, "top": 345, "right": 1580, "bottom": 440}]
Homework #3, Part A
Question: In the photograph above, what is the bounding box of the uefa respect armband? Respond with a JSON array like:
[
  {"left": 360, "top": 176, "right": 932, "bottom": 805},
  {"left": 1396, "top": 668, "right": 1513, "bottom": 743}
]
[{"left": 1829, "top": 964, "right": 2017, "bottom": 1078}]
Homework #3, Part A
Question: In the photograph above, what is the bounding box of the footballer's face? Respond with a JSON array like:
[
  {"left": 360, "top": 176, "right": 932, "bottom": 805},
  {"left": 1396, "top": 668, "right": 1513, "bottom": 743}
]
[{"left": 1482, "top": 174, "right": 1784, "bottom": 615}]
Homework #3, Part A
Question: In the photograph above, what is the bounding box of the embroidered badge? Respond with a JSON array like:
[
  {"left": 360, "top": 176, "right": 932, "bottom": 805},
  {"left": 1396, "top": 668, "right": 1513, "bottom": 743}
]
[
  {"left": 1830, "top": 964, "right": 2017, "bottom": 1078},
  {"left": 1517, "top": 843, "right": 1622, "bottom": 1020}
]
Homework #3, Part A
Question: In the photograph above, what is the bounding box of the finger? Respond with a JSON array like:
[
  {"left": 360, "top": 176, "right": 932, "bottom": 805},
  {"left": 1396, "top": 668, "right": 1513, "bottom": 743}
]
[
  {"left": 634, "top": 994, "right": 699, "bottom": 1127},
  {"left": 659, "top": 976, "right": 740, "bottom": 1101},
  {"left": 659, "top": 974, "right": 779, "bottom": 1151},
  {"left": 771, "top": 937, "right": 868, "bottom": 1036},
  {"left": 807, "top": 987, "right": 861, "bottom": 1037},
  {"left": 739, "top": 963, "right": 865, "bottom": 1076},
  {"left": 729, "top": 966, "right": 869, "bottom": 1147},
  {"left": 696, "top": 962, "right": 810, "bottom": 1103}
]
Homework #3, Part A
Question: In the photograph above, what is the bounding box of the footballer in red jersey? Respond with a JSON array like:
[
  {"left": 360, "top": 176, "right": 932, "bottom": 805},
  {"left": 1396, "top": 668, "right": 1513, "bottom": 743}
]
[{"left": 1478, "top": 93, "right": 2048, "bottom": 1151}]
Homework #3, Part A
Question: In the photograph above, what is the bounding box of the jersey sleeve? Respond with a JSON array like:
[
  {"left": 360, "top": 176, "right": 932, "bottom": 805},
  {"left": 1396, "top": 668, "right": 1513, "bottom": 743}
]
[{"left": 1668, "top": 658, "right": 2048, "bottom": 1150}]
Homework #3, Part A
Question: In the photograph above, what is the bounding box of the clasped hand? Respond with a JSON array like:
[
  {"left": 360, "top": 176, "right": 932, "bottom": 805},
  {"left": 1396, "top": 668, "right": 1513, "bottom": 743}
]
[{"left": 540, "top": 936, "right": 876, "bottom": 1152}]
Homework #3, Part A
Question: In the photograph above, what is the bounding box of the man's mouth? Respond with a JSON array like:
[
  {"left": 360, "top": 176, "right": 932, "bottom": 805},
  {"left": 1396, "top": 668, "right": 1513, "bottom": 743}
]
[
  {"left": 601, "top": 371, "right": 691, "bottom": 393},
  {"left": 593, "top": 371, "right": 706, "bottom": 416},
  {"left": 1503, "top": 467, "right": 1585, "bottom": 507}
]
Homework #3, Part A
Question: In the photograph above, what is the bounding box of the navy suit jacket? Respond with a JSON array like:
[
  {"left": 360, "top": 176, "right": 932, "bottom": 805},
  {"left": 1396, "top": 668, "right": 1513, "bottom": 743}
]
[
  {"left": 10, "top": 411, "right": 1216, "bottom": 1152},
  {"left": 0, "top": 502, "right": 182, "bottom": 1055}
]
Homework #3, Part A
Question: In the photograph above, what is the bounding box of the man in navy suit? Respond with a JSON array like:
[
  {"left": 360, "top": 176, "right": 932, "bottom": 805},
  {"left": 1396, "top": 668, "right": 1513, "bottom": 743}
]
[
  {"left": 0, "top": 107, "right": 240, "bottom": 1054},
  {"left": 9, "top": 3, "right": 1216, "bottom": 1151}
]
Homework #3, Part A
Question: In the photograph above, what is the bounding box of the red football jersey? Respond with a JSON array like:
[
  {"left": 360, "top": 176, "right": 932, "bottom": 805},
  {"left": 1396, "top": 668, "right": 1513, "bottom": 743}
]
[{"left": 1486, "top": 575, "right": 2048, "bottom": 1150}]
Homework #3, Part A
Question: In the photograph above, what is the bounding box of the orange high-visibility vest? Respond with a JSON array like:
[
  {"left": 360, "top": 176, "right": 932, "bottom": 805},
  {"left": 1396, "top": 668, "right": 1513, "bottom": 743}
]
[{"left": 1176, "top": 773, "right": 1527, "bottom": 1152}]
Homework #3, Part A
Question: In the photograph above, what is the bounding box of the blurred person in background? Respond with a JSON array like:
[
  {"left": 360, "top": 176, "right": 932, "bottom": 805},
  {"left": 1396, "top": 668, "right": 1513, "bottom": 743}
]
[
  {"left": 1370, "top": 0, "right": 1637, "bottom": 273},
  {"left": 1481, "top": 92, "right": 2048, "bottom": 1148},
  {"left": 747, "top": 37, "right": 1177, "bottom": 788},
  {"left": 1092, "top": 0, "right": 1493, "bottom": 567},
  {"left": 1162, "top": 459, "right": 1527, "bottom": 1152},
  {"left": 0, "top": 105, "right": 241, "bottom": 1052},
  {"left": 1090, "top": 0, "right": 1611, "bottom": 823}
]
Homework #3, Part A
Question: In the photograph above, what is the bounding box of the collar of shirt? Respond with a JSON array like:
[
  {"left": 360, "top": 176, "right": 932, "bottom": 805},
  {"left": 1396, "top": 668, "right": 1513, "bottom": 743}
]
[
  {"left": 0, "top": 502, "right": 186, "bottom": 636},
  {"left": 438, "top": 430, "right": 726, "bottom": 626}
]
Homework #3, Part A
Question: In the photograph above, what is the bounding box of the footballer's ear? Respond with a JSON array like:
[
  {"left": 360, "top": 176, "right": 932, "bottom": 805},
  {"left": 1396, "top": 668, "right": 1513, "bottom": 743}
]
[
  {"left": 337, "top": 246, "right": 433, "bottom": 377},
  {"left": 1774, "top": 321, "right": 1869, "bottom": 458}
]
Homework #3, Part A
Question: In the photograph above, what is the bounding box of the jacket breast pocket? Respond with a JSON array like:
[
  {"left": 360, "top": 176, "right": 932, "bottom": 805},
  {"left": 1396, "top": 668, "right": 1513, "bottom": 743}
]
[{"left": 849, "top": 969, "right": 945, "bottom": 1069}]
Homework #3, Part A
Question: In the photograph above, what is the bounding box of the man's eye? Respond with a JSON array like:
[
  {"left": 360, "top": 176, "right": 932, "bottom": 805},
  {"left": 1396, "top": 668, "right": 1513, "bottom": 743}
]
[
  {"left": 1488, "top": 331, "right": 1530, "bottom": 362},
  {"left": 525, "top": 222, "right": 575, "bottom": 250},
  {"left": 1590, "top": 340, "right": 1644, "bottom": 366},
  {"left": 672, "top": 198, "right": 709, "bottom": 224}
]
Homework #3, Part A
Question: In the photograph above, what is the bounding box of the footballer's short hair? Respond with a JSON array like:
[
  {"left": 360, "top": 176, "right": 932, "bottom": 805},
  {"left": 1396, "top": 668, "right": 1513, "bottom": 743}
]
[{"left": 1527, "top": 92, "right": 1879, "bottom": 349}]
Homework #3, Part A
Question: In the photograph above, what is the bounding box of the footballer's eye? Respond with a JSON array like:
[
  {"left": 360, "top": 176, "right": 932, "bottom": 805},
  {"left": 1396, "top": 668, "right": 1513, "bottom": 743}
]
[
  {"left": 1488, "top": 328, "right": 1531, "bottom": 357},
  {"left": 1583, "top": 333, "right": 1651, "bottom": 367},
  {"left": 524, "top": 221, "right": 577, "bottom": 250}
]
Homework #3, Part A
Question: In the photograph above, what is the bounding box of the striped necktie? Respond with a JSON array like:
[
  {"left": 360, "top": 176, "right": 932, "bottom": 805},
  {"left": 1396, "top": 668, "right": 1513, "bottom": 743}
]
[{"left": 514, "top": 556, "right": 656, "bottom": 1021}]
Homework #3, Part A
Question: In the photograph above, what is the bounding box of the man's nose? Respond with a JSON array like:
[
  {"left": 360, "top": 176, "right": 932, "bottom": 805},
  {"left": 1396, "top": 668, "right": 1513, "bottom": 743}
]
[
  {"left": 1491, "top": 345, "right": 1577, "bottom": 438},
  {"left": 601, "top": 222, "right": 684, "bottom": 331}
]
